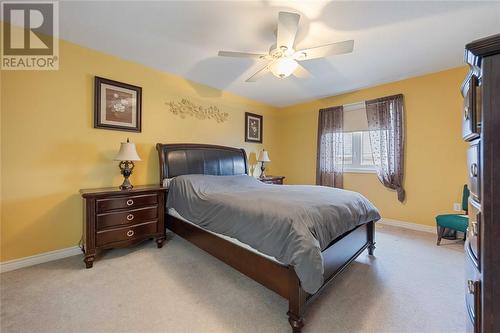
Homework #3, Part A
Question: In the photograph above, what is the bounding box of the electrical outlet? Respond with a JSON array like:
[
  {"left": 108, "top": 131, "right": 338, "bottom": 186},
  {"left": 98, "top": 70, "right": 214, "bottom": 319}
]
[{"left": 453, "top": 203, "right": 462, "bottom": 212}]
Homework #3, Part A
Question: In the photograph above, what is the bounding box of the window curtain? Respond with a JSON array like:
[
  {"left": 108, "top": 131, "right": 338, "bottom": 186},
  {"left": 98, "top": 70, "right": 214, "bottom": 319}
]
[
  {"left": 316, "top": 106, "right": 344, "bottom": 188},
  {"left": 365, "top": 94, "right": 406, "bottom": 202}
]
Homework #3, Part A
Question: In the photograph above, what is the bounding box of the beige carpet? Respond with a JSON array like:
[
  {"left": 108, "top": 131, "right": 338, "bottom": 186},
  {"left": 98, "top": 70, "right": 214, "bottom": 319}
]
[{"left": 1, "top": 224, "right": 465, "bottom": 333}]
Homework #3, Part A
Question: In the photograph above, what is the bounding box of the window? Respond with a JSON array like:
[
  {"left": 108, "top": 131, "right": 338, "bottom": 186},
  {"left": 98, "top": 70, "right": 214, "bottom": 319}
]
[{"left": 343, "top": 131, "right": 376, "bottom": 172}]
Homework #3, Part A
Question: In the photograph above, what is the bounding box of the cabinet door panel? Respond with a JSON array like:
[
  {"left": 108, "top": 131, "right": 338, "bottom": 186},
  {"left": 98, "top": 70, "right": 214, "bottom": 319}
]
[
  {"left": 464, "top": 254, "right": 481, "bottom": 333},
  {"left": 467, "top": 141, "right": 480, "bottom": 201},
  {"left": 462, "top": 75, "right": 480, "bottom": 141}
]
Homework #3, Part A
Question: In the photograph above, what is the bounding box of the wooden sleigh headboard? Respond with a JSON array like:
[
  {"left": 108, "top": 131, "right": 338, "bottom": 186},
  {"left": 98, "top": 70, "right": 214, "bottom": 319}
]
[{"left": 155, "top": 143, "right": 248, "bottom": 182}]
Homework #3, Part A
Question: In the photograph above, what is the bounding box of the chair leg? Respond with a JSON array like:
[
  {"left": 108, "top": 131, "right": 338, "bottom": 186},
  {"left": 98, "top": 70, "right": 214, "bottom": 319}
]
[{"left": 436, "top": 226, "right": 444, "bottom": 246}]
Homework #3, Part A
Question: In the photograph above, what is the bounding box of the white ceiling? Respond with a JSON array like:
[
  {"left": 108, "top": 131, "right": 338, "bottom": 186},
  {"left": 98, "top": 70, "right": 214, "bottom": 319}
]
[{"left": 59, "top": 1, "right": 500, "bottom": 107}]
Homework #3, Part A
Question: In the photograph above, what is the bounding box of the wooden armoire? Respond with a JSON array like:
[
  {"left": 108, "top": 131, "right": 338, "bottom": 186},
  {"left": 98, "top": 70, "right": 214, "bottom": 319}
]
[{"left": 462, "top": 33, "right": 500, "bottom": 333}]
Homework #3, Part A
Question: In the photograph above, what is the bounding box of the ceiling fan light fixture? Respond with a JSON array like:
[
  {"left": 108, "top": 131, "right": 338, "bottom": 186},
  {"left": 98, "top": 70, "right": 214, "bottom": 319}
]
[
  {"left": 269, "top": 58, "right": 298, "bottom": 79},
  {"left": 218, "top": 11, "right": 354, "bottom": 82}
]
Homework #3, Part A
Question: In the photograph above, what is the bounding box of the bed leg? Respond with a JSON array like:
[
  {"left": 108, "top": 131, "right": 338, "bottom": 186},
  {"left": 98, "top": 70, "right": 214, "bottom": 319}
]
[
  {"left": 287, "top": 267, "right": 306, "bottom": 333},
  {"left": 288, "top": 313, "right": 304, "bottom": 333},
  {"left": 367, "top": 221, "right": 376, "bottom": 256}
]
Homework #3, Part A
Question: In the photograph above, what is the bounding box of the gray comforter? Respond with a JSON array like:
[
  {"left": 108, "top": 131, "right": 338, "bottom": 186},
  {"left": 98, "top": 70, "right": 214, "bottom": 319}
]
[{"left": 167, "top": 175, "right": 380, "bottom": 293}]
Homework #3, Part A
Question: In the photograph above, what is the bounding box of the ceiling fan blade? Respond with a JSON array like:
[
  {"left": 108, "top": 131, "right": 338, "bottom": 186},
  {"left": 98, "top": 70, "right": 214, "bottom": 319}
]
[
  {"left": 293, "top": 63, "right": 312, "bottom": 79},
  {"left": 218, "top": 51, "right": 267, "bottom": 59},
  {"left": 294, "top": 40, "right": 354, "bottom": 61},
  {"left": 277, "top": 12, "right": 300, "bottom": 51},
  {"left": 245, "top": 65, "right": 270, "bottom": 82}
]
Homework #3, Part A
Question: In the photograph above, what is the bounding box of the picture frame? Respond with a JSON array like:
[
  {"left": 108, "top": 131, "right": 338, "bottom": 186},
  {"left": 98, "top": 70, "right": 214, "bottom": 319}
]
[
  {"left": 94, "top": 76, "right": 142, "bottom": 132},
  {"left": 245, "top": 112, "right": 263, "bottom": 143}
]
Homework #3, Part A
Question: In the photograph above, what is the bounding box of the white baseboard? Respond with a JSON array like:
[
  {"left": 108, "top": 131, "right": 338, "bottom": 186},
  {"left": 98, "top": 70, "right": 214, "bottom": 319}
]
[
  {"left": 0, "top": 218, "right": 440, "bottom": 273},
  {"left": 1, "top": 246, "right": 82, "bottom": 273},
  {"left": 378, "top": 218, "right": 436, "bottom": 234}
]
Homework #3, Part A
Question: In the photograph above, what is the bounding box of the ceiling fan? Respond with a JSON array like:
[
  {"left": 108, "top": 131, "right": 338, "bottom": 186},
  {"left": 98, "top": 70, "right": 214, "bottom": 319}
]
[{"left": 218, "top": 11, "right": 354, "bottom": 82}]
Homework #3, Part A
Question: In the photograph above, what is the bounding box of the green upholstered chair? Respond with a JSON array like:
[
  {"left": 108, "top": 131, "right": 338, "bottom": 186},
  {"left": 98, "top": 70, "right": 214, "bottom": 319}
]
[{"left": 436, "top": 185, "right": 469, "bottom": 245}]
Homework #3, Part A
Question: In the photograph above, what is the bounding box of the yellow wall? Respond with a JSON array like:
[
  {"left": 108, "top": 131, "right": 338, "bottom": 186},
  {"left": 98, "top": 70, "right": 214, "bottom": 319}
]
[
  {"left": 273, "top": 67, "right": 469, "bottom": 227},
  {"left": 0, "top": 40, "right": 280, "bottom": 261},
  {"left": 1, "top": 36, "right": 469, "bottom": 262}
]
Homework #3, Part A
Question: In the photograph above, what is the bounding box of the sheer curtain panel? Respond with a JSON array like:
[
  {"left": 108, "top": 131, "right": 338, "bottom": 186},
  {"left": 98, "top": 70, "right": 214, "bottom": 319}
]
[
  {"left": 365, "top": 94, "right": 406, "bottom": 202},
  {"left": 316, "top": 106, "right": 344, "bottom": 188}
]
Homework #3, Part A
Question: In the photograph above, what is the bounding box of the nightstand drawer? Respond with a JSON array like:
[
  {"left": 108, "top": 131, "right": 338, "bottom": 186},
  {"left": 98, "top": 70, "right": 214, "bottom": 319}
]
[
  {"left": 81, "top": 185, "right": 167, "bottom": 268},
  {"left": 97, "top": 206, "right": 158, "bottom": 230},
  {"left": 97, "top": 193, "right": 158, "bottom": 212},
  {"left": 96, "top": 221, "right": 158, "bottom": 246}
]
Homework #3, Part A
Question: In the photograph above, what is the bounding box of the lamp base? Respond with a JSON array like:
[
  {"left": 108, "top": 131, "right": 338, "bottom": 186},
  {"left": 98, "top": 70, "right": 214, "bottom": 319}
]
[
  {"left": 260, "top": 162, "right": 266, "bottom": 178},
  {"left": 119, "top": 161, "right": 135, "bottom": 190},
  {"left": 119, "top": 179, "right": 133, "bottom": 190}
]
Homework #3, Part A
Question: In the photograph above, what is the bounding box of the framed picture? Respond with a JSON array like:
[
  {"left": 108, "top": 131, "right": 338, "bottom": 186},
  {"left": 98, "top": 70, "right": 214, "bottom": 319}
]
[
  {"left": 245, "top": 112, "right": 263, "bottom": 143},
  {"left": 94, "top": 76, "right": 142, "bottom": 132}
]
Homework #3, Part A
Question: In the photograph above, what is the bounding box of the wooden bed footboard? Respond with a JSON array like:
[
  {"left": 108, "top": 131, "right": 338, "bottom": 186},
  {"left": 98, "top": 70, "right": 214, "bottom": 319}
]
[
  {"left": 157, "top": 143, "right": 376, "bottom": 332},
  {"left": 166, "top": 214, "right": 376, "bottom": 333},
  {"left": 287, "top": 222, "right": 375, "bottom": 332},
  {"left": 166, "top": 214, "right": 290, "bottom": 297}
]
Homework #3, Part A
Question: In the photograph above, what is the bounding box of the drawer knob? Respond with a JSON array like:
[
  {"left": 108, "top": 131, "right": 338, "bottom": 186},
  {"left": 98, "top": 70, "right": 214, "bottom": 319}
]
[
  {"left": 126, "top": 214, "right": 134, "bottom": 221},
  {"left": 126, "top": 199, "right": 134, "bottom": 206},
  {"left": 464, "top": 106, "right": 470, "bottom": 120},
  {"left": 470, "top": 163, "right": 478, "bottom": 177},
  {"left": 467, "top": 280, "right": 476, "bottom": 294},
  {"left": 126, "top": 230, "right": 134, "bottom": 237}
]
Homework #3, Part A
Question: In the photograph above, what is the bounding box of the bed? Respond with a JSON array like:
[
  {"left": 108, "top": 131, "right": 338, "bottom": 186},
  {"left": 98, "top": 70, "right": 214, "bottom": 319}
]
[{"left": 156, "top": 143, "right": 379, "bottom": 332}]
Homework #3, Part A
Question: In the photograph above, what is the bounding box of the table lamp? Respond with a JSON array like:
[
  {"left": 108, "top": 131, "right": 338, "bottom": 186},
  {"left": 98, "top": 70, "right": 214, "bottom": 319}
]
[
  {"left": 114, "top": 138, "right": 141, "bottom": 190},
  {"left": 258, "top": 149, "right": 271, "bottom": 178}
]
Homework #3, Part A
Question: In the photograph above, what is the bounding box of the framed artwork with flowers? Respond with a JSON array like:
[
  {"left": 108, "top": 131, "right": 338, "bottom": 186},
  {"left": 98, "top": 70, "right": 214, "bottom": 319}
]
[
  {"left": 94, "top": 76, "right": 142, "bottom": 132},
  {"left": 245, "top": 112, "right": 263, "bottom": 143}
]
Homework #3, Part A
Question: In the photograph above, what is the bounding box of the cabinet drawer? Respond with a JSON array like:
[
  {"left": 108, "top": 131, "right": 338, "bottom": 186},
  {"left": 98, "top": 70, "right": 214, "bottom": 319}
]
[
  {"left": 465, "top": 254, "right": 481, "bottom": 332},
  {"left": 97, "top": 206, "right": 158, "bottom": 230},
  {"left": 467, "top": 198, "right": 481, "bottom": 269},
  {"left": 97, "top": 193, "right": 158, "bottom": 212},
  {"left": 462, "top": 75, "right": 480, "bottom": 141},
  {"left": 96, "top": 221, "right": 158, "bottom": 246},
  {"left": 467, "top": 142, "right": 480, "bottom": 201}
]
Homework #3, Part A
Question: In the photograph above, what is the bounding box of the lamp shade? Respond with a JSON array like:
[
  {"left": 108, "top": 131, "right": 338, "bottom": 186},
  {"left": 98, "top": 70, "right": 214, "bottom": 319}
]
[
  {"left": 114, "top": 140, "right": 141, "bottom": 161},
  {"left": 258, "top": 150, "right": 271, "bottom": 162}
]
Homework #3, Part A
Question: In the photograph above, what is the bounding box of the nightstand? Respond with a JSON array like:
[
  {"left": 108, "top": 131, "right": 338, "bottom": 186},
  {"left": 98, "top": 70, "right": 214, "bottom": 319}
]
[
  {"left": 258, "top": 176, "right": 285, "bottom": 185},
  {"left": 80, "top": 185, "right": 167, "bottom": 268}
]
